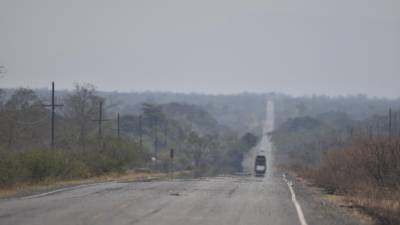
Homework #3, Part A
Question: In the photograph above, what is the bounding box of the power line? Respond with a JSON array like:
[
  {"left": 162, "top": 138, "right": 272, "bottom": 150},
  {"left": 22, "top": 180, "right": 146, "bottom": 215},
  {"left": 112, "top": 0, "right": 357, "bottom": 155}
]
[
  {"left": 0, "top": 113, "right": 50, "bottom": 126},
  {"left": 42, "top": 82, "right": 63, "bottom": 149},
  {"left": 117, "top": 112, "right": 120, "bottom": 139},
  {"left": 92, "top": 100, "right": 110, "bottom": 137},
  {"left": 139, "top": 115, "right": 143, "bottom": 149},
  {"left": 389, "top": 107, "right": 392, "bottom": 139}
]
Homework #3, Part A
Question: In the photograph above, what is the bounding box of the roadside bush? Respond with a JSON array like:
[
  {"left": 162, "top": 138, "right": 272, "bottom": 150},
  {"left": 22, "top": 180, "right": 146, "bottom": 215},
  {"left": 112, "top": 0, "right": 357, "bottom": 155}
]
[
  {"left": 314, "top": 138, "right": 400, "bottom": 194},
  {"left": 0, "top": 149, "right": 21, "bottom": 187},
  {"left": 79, "top": 137, "right": 144, "bottom": 175},
  {"left": 20, "top": 149, "right": 67, "bottom": 181},
  {"left": 310, "top": 138, "right": 400, "bottom": 225},
  {"left": 62, "top": 159, "right": 90, "bottom": 179},
  {"left": 0, "top": 137, "right": 146, "bottom": 188}
]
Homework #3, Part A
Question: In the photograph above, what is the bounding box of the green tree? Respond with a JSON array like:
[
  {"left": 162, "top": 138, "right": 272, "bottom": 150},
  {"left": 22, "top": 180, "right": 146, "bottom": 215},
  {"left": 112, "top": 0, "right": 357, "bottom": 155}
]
[{"left": 0, "top": 88, "right": 48, "bottom": 150}]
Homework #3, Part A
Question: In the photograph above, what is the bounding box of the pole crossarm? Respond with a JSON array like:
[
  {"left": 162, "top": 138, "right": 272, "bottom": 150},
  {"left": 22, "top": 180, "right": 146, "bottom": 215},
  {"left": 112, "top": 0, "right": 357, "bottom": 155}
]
[
  {"left": 42, "top": 82, "right": 63, "bottom": 149},
  {"left": 92, "top": 101, "right": 110, "bottom": 137}
]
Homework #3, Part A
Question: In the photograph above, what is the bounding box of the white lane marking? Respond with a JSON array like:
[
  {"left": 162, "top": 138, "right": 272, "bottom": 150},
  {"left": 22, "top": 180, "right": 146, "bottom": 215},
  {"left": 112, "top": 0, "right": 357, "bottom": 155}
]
[
  {"left": 21, "top": 182, "right": 115, "bottom": 199},
  {"left": 283, "top": 174, "right": 309, "bottom": 225},
  {"left": 21, "top": 187, "right": 76, "bottom": 199}
]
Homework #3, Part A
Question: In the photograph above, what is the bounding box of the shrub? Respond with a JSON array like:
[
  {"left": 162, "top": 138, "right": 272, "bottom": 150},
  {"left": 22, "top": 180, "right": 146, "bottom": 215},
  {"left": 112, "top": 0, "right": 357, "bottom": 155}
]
[
  {"left": 20, "top": 149, "right": 66, "bottom": 181},
  {"left": 307, "top": 138, "right": 400, "bottom": 224},
  {"left": 0, "top": 149, "right": 21, "bottom": 187},
  {"left": 0, "top": 137, "right": 145, "bottom": 188}
]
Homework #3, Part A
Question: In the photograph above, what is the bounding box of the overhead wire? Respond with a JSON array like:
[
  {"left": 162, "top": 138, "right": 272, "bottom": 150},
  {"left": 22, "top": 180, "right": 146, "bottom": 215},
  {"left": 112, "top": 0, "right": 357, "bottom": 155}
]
[{"left": 0, "top": 112, "right": 50, "bottom": 127}]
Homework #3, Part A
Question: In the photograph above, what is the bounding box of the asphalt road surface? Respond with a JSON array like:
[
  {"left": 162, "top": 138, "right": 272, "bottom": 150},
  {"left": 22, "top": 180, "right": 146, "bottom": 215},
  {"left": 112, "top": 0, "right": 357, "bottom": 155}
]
[
  {"left": 0, "top": 175, "right": 365, "bottom": 225},
  {"left": 0, "top": 101, "right": 365, "bottom": 225}
]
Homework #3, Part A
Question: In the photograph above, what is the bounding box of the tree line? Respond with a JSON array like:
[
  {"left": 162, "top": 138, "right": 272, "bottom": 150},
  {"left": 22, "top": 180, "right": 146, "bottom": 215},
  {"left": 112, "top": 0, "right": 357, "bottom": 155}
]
[
  {"left": 0, "top": 84, "right": 259, "bottom": 187},
  {"left": 270, "top": 109, "right": 400, "bottom": 225}
]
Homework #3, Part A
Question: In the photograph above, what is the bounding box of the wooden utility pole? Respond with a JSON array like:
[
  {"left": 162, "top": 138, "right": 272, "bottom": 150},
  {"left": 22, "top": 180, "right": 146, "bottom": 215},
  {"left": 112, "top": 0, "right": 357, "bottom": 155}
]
[
  {"left": 389, "top": 107, "right": 392, "bottom": 138},
  {"left": 138, "top": 115, "right": 143, "bottom": 149},
  {"left": 170, "top": 148, "right": 174, "bottom": 179},
  {"left": 43, "top": 82, "right": 63, "bottom": 149},
  {"left": 98, "top": 101, "right": 104, "bottom": 136},
  {"left": 392, "top": 112, "right": 398, "bottom": 136},
  {"left": 92, "top": 100, "right": 109, "bottom": 137},
  {"left": 117, "top": 112, "right": 120, "bottom": 139},
  {"left": 154, "top": 120, "right": 158, "bottom": 157},
  {"left": 164, "top": 122, "right": 168, "bottom": 147}
]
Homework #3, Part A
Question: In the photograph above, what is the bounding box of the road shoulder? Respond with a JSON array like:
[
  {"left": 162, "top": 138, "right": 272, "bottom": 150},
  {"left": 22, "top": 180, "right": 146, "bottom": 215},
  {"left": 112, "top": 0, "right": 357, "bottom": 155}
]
[{"left": 287, "top": 174, "right": 374, "bottom": 225}]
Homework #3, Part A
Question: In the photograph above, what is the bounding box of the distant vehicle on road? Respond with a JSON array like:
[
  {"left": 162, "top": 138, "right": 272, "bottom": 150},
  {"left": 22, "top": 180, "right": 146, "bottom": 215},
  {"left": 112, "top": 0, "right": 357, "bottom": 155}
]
[{"left": 254, "top": 155, "right": 266, "bottom": 177}]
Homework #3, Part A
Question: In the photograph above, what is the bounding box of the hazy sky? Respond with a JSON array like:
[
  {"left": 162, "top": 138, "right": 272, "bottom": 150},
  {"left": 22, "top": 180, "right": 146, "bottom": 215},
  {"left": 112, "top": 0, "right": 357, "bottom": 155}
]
[{"left": 1, "top": 0, "right": 399, "bottom": 97}]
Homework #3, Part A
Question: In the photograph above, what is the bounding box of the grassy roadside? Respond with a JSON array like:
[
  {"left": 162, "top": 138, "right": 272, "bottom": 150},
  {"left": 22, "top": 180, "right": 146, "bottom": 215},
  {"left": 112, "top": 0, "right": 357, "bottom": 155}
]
[
  {"left": 0, "top": 170, "right": 191, "bottom": 199},
  {"left": 281, "top": 165, "right": 400, "bottom": 225},
  {"left": 320, "top": 189, "right": 400, "bottom": 225}
]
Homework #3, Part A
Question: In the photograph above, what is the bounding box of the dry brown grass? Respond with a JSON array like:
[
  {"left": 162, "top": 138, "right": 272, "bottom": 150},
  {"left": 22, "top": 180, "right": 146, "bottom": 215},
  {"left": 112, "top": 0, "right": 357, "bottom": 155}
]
[
  {"left": 322, "top": 194, "right": 375, "bottom": 224},
  {"left": 286, "top": 136, "right": 400, "bottom": 225},
  {"left": 292, "top": 166, "right": 400, "bottom": 225},
  {"left": 347, "top": 193, "right": 400, "bottom": 225}
]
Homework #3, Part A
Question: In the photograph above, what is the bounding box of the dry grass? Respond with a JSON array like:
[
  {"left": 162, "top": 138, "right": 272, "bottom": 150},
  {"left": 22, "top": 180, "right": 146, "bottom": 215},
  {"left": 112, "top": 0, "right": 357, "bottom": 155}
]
[
  {"left": 321, "top": 194, "right": 375, "bottom": 224},
  {"left": 0, "top": 170, "right": 190, "bottom": 199},
  {"left": 289, "top": 162, "right": 400, "bottom": 225},
  {"left": 347, "top": 194, "right": 400, "bottom": 225}
]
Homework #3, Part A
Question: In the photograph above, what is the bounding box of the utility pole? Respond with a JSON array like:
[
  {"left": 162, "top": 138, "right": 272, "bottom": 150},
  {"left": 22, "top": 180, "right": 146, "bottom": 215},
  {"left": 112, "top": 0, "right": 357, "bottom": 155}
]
[
  {"left": 154, "top": 120, "right": 158, "bottom": 157},
  {"left": 164, "top": 122, "right": 168, "bottom": 147},
  {"left": 138, "top": 115, "right": 143, "bottom": 149},
  {"left": 395, "top": 111, "right": 399, "bottom": 136},
  {"left": 170, "top": 148, "right": 174, "bottom": 179},
  {"left": 389, "top": 107, "right": 392, "bottom": 138},
  {"left": 98, "top": 101, "right": 103, "bottom": 136},
  {"left": 117, "top": 112, "right": 120, "bottom": 139},
  {"left": 92, "top": 100, "right": 109, "bottom": 137},
  {"left": 43, "top": 82, "right": 63, "bottom": 149}
]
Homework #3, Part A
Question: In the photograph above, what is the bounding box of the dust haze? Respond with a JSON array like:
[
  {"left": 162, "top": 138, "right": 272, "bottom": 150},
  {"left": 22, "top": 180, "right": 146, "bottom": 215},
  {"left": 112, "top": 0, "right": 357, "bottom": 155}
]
[
  {"left": 1, "top": 0, "right": 400, "bottom": 97},
  {"left": 1, "top": 2, "right": 400, "bottom": 225}
]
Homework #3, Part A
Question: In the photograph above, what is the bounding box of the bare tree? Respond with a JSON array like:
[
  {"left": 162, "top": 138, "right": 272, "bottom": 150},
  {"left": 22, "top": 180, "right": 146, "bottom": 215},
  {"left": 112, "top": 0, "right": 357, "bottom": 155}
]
[
  {"left": 63, "top": 83, "right": 103, "bottom": 147},
  {"left": 184, "top": 132, "right": 212, "bottom": 172},
  {"left": 141, "top": 103, "right": 166, "bottom": 156}
]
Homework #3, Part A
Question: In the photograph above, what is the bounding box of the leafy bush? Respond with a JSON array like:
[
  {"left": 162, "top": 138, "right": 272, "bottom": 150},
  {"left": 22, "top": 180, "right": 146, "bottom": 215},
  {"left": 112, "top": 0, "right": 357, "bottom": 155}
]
[
  {"left": 20, "top": 149, "right": 65, "bottom": 181},
  {"left": 0, "top": 149, "right": 21, "bottom": 187}
]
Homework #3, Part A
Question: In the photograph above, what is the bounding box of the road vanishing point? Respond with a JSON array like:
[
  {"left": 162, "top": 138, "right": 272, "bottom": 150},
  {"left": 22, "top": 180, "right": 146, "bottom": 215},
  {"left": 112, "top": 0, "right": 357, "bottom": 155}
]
[{"left": 0, "top": 101, "right": 364, "bottom": 225}]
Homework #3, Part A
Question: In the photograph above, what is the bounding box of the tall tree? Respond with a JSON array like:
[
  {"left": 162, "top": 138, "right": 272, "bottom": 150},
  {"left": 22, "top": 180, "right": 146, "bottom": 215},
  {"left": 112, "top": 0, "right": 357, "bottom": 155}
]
[
  {"left": 0, "top": 88, "right": 48, "bottom": 149},
  {"left": 141, "top": 103, "right": 166, "bottom": 156},
  {"left": 63, "top": 83, "right": 103, "bottom": 146},
  {"left": 0, "top": 88, "right": 5, "bottom": 110},
  {"left": 184, "top": 132, "right": 213, "bottom": 171}
]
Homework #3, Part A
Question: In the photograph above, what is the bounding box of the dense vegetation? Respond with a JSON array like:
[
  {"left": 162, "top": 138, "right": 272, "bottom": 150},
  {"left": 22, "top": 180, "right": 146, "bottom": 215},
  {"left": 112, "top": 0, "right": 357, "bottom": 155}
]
[
  {"left": 0, "top": 85, "right": 260, "bottom": 188},
  {"left": 271, "top": 105, "right": 400, "bottom": 225},
  {"left": 272, "top": 94, "right": 400, "bottom": 127},
  {"left": 24, "top": 89, "right": 267, "bottom": 135}
]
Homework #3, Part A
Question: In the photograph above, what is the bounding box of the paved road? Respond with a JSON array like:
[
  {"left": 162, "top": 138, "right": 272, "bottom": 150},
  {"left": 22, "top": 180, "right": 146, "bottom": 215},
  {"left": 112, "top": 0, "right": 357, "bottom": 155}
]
[
  {"left": 0, "top": 176, "right": 295, "bottom": 225},
  {"left": 0, "top": 175, "right": 364, "bottom": 225},
  {"left": 0, "top": 101, "right": 365, "bottom": 225},
  {"left": 243, "top": 100, "right": 275, "bottom": 176}
]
